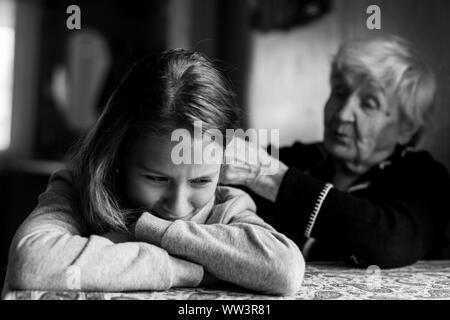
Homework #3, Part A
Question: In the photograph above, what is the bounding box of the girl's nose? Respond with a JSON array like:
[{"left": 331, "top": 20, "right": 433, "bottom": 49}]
[{"left": 162, "top": 185, "right": 192, "bottom": 219}]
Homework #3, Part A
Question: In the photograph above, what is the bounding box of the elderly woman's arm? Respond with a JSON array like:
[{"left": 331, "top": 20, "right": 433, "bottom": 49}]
[
  {"left": 220, "top": 136, "right": 288, "bottom": 202},
  {"left": 262, "top": 154, "right": 450, "bottom": 268},
  {"left": 222, "top": 141, "right": 450, "bottom": 268}
]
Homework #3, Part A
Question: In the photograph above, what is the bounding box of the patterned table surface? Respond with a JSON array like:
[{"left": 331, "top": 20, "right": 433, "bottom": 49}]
[{"left": 3, "top": 260, "right": 450, "bottom": 300}]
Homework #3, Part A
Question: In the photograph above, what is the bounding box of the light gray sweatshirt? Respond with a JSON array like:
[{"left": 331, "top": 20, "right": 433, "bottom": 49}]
[{"left": 4, "top": 170, "right": 304, "bottom": 296}]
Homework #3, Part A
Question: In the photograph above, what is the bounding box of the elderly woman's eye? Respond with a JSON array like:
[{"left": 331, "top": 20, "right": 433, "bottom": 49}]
[{"left": 362, "top": 97, "right": 379, "bottom": 111}]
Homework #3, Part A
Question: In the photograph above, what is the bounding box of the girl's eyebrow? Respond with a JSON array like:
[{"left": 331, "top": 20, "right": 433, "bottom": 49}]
[
  {"left": 190, "top": 170, "right": 220, "bottom": 180},
  {"left": 138, "top": 162, "right": 219, "bottom": 178},
  {"left": 137, "top": 163, "right": 168, "bottom": 176}
]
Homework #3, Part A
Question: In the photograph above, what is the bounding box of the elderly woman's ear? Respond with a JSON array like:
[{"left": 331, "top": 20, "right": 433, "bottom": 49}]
[{"left": 397, "top": 119, "right": 419, "bottom": 146}]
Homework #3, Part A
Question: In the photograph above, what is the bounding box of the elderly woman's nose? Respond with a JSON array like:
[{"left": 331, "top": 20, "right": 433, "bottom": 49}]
[{"left": 336, "top": 96, "right": 357, "bottom": 123}]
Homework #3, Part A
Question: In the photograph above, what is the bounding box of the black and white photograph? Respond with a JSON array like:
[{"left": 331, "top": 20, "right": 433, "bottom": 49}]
[{"left": 0, "top": 0, "right": 450, "bottom": 311}]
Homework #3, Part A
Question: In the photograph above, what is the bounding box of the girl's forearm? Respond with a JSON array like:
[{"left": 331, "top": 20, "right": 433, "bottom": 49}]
[
  {"left": 7, "top": 225, "right": 203, "bottom": 291},
  {"left": 134, "top": 214, "right": 304, "bottom": 295}
]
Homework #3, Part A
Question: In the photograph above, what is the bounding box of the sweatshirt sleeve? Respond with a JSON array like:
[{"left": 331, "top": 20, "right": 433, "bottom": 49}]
[
  {"left": 5, "top": 171, "right": 204, "bottom": 292},
  {"left": 134, "top": 188, "right": 305, "bottom": 296}
]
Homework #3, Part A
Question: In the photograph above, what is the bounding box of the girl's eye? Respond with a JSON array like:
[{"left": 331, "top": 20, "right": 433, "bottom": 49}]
[
  {"left": 190, "top": 178, "right": 212, "bottom": 186},
  {"left": 144, "top": 175, "right": 168, "bottom": 183}
]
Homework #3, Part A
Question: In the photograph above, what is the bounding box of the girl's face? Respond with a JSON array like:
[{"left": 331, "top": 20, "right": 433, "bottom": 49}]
[{"left": 123, "top": 133, "right": 222, "bottom": 221}]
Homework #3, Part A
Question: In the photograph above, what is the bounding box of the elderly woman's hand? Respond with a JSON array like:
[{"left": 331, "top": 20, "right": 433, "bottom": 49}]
[{"left": 220, "top": 136, "right": 288, "bottom": 202}]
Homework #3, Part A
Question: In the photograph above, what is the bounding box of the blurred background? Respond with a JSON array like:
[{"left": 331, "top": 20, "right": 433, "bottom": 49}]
[{"left": 1, "top": 0, "right": 450, "bottom": 271}]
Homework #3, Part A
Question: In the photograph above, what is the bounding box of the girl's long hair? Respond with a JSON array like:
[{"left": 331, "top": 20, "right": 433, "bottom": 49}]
[{"left": 68, "top": 49, "right": 239, "bottom": 234}]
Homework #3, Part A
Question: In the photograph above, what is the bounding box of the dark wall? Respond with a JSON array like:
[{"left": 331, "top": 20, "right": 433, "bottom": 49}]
[
  {"left": 216, "top": 0, "right": 251, "bottom": 128},
  {"left": 1, "top": 0, "right": 170, "bottom": 278},
  {"left": 34, "top": 0, "right": 168, "bottom": 160},
  {"left": 0, "top": 169, "right": 51, "bottom": 280}
]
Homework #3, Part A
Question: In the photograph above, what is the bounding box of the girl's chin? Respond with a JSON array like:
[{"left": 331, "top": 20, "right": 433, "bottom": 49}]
[
  {"left": 150, "top": 198, "right": 215, "bottom": 222},
  {"left": 152, "top": 211, "right": 195, "bottom": 221}
]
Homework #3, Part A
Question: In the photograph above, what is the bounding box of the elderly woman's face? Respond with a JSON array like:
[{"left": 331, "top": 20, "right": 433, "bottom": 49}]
[{"left": 323, "top": 72, "right": 403, "bottom": 173}]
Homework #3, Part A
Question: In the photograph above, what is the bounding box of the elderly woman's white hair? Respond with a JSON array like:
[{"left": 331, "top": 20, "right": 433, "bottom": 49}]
[{"left": 331, "top": 35, "right": 437, "bottom": 146}]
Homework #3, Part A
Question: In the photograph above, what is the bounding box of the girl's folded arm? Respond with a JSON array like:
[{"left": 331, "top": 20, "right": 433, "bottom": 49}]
[
  {"left": 6, "top": 191, "right": 204, "bottom": 292},
  {"left": 134, "top": 194, "right": 305, "bottom": 296}
]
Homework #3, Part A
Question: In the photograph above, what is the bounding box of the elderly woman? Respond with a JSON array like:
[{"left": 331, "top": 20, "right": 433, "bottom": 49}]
[{"left": 221, "top": 36, "right": 450, "bottom": 268}]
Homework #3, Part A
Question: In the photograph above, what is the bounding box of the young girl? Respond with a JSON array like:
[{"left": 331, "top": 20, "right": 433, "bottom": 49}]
[{"left": 4, "top": 49, "right": 304, "bottom": 295}]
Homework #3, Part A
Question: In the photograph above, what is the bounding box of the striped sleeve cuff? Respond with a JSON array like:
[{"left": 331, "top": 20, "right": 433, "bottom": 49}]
[{"left": 304, "top": 183, "right": 333, "bottom": 238}]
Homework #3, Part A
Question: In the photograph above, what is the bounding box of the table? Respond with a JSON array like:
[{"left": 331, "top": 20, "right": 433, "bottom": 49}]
[{"left": 3, "top": 261, "right": 450, "bottom": 300}]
